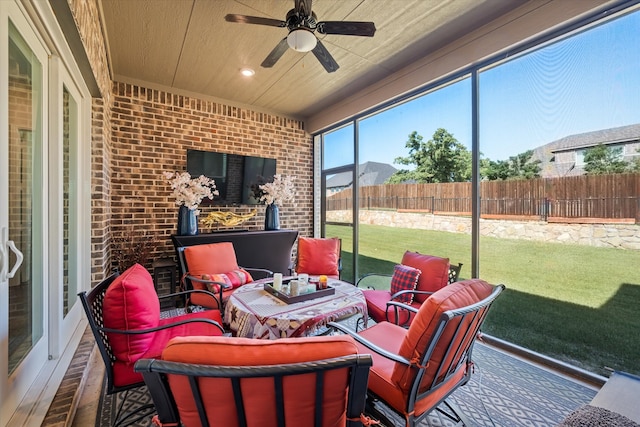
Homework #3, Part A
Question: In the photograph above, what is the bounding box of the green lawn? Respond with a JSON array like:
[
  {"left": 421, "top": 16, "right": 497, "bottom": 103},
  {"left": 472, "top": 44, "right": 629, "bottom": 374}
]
[{"left": 327, "top": 223, "right": 640, "bottom": 376}]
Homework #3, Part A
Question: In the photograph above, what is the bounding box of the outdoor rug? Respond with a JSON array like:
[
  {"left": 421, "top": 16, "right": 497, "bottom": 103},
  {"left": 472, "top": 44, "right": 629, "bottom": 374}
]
[{"left": 97, "top": 313, "right": 597, "bottom": 426}]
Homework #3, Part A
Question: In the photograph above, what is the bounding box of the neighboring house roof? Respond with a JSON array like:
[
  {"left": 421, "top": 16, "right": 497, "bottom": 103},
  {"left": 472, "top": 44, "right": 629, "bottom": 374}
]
[
  {"left": 326, "top": 162, "right": 398, "bottom": 190},
  {"left": 532, "top": 123, "right": 640, "bottom": 177}
]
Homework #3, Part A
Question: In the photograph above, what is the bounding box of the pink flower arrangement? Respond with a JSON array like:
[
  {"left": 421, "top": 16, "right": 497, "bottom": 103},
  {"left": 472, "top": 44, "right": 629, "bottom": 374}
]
[
  {"left": 163, "top": 171, "right": 218, "bottom": 214},
  {"left": 259, "top": 174, "right": 295, "bottom": 206}
]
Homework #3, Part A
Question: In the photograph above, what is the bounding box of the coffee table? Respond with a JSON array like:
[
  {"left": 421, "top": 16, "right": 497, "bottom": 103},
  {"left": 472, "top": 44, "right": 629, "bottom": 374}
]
[{"left": 224, "top": 277, "right": 367, "bottom": 339}]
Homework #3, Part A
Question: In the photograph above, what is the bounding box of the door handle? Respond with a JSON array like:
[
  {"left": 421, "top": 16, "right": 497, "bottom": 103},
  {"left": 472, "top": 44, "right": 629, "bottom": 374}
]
[
  {"left": 6, "top": 239, "right": 24, "bottom": 279},
  {"left": 1, "top": 227, "right": 24, "bottom": 281},
  {"left": 0, "top": 228, "right": 6, "bottom": 280}
]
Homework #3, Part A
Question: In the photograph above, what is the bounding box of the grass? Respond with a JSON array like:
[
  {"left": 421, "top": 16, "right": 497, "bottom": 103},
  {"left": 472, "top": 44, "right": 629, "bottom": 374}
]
[{"left": 327, "top": 223, "right": 640, "bottom": 376}]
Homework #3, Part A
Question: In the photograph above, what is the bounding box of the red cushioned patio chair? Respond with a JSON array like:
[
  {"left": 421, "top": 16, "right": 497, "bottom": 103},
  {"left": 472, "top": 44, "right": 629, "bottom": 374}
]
[
  {"left": 295, "top": 236, "right": 342, "bottom": 279},
  {"left": 330, "top": 279, "right": 504, "bottom": 427},
  {"left": 358, "top": 251, "right": 462, "bottom": 327},
  {"left": 134, "top": 335, "right": 373, "bottom": 427},
  {"left": 177, "top": 242, "right": 273, "bottom": 313},
  {"left": 78, "top": 263, "right": 225, "bottom": 427}
]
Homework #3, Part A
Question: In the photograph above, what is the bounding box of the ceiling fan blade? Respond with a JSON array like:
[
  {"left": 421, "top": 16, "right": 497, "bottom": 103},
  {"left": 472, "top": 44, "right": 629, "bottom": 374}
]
[
  {"left": 295, "top": 0, "right": 313, "bottom": 16},
  {"left": 261, "top": 38, "right": 289, "bottom": 68},
  {"left": 317, "top": 21, "right": 376, "bottom": 37},
  {"left": 225, "top": 14, "right": 286, "bottom": 28},
  {"left": 312, "top": 39, "right": 339, "bottom": 73}
]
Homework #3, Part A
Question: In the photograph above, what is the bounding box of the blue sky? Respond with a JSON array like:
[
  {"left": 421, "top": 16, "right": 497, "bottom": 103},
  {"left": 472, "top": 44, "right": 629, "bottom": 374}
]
[{"left": 324, "top": 9, "right": 640, "bottom": 170}]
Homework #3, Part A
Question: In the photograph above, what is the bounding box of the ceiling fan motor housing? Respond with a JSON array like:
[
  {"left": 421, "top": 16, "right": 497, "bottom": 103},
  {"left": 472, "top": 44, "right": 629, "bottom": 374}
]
[{"left": 226, "top": 0, "right": 375, "bottom": 72}]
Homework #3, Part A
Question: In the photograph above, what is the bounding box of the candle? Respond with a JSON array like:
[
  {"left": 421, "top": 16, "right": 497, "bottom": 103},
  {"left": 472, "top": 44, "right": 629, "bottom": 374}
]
[
  {"left": 290, "top": 280, "right": 300, "bottom": 296},
  {"left": 273, "top": 273, "right": 283, "bottom": 291}
]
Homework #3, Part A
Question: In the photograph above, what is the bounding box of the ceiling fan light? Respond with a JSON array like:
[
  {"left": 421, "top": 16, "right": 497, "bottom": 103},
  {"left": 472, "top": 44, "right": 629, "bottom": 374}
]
[{"left": 287, "top": 28, "right": 317, "bottom": 52}]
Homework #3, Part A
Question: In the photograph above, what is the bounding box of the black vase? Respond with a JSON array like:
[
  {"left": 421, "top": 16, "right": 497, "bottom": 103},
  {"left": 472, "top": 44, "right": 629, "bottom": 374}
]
[
  {"left": 177, "top": 205, "right": 198, "bottom": 235},
  {"left": 264, "top": 203, "right": 280, "bottom": 230}
]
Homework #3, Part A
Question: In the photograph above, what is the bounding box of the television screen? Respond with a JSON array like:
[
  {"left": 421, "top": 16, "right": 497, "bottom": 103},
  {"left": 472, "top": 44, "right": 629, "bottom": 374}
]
[
  {"left": 186, "top": 149, "right": 276, "bottom": 205},
  {"left": 242, "top": 156, "right": 277, "bottom": 205}
]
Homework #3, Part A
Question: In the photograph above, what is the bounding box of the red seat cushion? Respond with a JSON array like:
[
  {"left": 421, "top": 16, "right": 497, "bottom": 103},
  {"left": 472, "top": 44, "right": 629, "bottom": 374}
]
[
  {"left": 296, "top": 237, "right": 340, "bottom": 276},
  {"left": 161, "top": 335, "right": 360, "bottom": 426},
  {"left": 353, "top": 321, "right": 408, "bottom": 417},
  {"left": 363, "top": 289, "right": 415, "bottom": 325},
  {"left": 401, "top": 251, "right": 450, "bottom": 303},
  {"left": 103, "top": 263, "right": 160, "bottom": 363},
  {"left": 111, "top": 309, "right": 223, "bottom": 388}
]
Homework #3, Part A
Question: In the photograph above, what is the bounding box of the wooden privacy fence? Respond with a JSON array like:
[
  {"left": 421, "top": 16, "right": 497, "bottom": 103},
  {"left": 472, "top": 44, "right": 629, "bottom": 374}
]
[{"left": 326, "top": 173, "right": 640, "bottom": 222}]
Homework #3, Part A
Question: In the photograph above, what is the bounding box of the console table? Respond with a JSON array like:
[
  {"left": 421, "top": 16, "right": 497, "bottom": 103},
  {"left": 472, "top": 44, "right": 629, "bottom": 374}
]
[{"left": 171, "top": 229, "right": 298, "bottom": 275}]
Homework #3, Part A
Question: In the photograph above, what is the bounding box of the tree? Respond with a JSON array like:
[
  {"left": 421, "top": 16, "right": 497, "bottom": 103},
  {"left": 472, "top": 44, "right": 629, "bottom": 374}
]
[
  {"left": 632, "top": 148, "right": 640, "bottom": 172},
  {"left": 583, "top": 144, "right": 629, "bottom": 175},
  {"left": 387, "top": 129, "right": 471, "bottom": 183},
  {"left": 480, "top": 150, "right": 541, "bottom": 180}
]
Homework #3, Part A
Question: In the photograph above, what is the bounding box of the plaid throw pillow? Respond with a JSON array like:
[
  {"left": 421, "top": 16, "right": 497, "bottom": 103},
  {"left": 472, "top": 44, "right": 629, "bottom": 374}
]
[
  {"left": 390, "top": 264, "right": 421, "bottom": 304},
  {"left": 201, "top": 268, "right": 253, "bottom": 293}
]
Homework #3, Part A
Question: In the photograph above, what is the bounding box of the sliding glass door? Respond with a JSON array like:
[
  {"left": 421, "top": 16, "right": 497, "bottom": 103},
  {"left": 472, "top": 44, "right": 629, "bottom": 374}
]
[
  {"left": 1, "top": 2, "right": 91, "bottom": 423},
  {"left": 0, "top": 8, "right": 49, "bottom": 424}
]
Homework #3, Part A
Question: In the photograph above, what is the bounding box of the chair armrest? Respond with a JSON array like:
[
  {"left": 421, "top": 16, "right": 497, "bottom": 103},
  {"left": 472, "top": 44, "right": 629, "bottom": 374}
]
[
  {"left": 99, "top": 317, "right": 225, "bottom": 335},
  {"left": 385, "top": 300, "right": 419, "bottom": 326},
  {"left": 356, "top": 273, "right": 392, "bottom": 289},
  {"left": 185, "top": 275, "right": 233, "bottom": 290},
  {"left": 389, "top": 289, "right": 434, "bottom": 301},
  {"left": 242, "top": 267, "right": 274, "bottom": 280},
  {"left": 158, "top": 288, "right": 223, "bottom": 300},
  {"left": 327, "top": 322, "right": 411, "bottom": 366},
  {"left": 385, "top": 300, "right": 419, "bottom": 314},
  {"left": 181, "top": 275, "right": 230, "bottom": 309}
]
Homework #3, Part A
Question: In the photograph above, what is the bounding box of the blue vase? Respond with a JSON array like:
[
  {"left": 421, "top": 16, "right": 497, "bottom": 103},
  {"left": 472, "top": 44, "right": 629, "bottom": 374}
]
[
  {"left": 177, "top": 205, "right": 198, "bottom": 235},
  {"left": 264, "top": 203, "right": 280, "bottom": 230}
]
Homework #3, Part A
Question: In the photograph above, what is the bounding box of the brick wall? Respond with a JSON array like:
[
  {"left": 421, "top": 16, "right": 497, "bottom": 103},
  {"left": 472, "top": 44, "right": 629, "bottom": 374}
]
[
  {"left": 66, "top": 0, "right": 115, "bottom": 284},
  {"left": 65, "top": 0, "right": 314, "bottom": 284},
  {"left": 110, "top": 82, "right": 313, "bottom": 275}
]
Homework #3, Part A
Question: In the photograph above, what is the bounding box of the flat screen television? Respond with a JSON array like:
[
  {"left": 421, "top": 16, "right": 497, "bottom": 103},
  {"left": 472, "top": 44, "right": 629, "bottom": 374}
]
[{"left": 186, "top": 149, "right": 276, "bottom": 205}]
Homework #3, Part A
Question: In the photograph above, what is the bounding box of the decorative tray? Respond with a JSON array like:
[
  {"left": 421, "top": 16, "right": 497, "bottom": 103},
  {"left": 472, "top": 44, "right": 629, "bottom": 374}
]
[{"left": 263, "top": 281, "right": 335, "bottom": 304}]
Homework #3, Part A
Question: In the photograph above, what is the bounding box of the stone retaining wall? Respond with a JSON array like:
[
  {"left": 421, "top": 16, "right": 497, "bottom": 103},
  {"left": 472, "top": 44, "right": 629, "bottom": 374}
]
[{"left": 327, "top": 210, "right": 640, "bottom": 250}]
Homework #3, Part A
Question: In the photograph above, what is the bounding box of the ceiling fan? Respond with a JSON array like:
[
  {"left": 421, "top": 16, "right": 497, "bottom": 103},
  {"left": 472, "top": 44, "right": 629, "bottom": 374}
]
[{"left": 225, "top": 0, "right": 376, "bottom": 73}]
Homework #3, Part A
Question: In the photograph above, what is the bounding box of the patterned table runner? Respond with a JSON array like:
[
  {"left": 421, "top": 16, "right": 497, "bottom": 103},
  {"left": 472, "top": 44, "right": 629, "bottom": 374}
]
[{"left": 224, "top": 278, "right": 367, "bottom": 339}]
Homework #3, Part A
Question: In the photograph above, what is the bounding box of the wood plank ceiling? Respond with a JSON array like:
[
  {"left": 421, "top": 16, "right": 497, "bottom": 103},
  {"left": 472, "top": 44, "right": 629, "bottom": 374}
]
[{"left": 99, "top": 0, "right": 528, "bottom": 120}]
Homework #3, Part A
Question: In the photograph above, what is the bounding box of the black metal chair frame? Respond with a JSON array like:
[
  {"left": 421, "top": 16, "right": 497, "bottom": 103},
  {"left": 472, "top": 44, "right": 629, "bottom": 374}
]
[
  {"left": 135, "top": 353, "right": 373, "bottom": 427},
  {"left": 176, "top": 246, "right": 273, "bottom": 314},
  {"left": 330, "top": 283, "right": 505, "bottom": 427},
  {"left": 78, "top": 271, "right": 225, "bottom": 427}
]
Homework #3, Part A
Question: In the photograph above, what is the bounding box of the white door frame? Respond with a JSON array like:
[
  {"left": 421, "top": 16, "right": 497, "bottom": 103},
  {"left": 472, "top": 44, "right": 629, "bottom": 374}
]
[{"left": 1, "top": 1, "right": 91, "bottom": 425}]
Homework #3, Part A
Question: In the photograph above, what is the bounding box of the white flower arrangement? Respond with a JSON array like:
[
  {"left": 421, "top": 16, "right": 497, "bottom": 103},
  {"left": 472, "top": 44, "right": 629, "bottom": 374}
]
[
  {"left": 259, "top": 174, "right": 296, "bottom": 206},
  {"left": 163, "top": 171, "right": 218, "bottom": 214}
]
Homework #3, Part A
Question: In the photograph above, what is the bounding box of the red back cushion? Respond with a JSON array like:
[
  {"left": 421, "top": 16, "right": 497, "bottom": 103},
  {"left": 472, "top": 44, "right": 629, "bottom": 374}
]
[
  {"left": 389, "top": 264, "right": 421, "bottom": 304},
  {"left": 162, "top": 335, "right": 360, "bottom": 426},
  {"left": 296, "top": 237, "right": 340, "bottom": 276},
  {"left": 401, "top": 251, "right": 450, "bottom": 303},
  {"left": 103, "top": 263, "right": 160, "bottom": 363},
  {"left": 184, "top": 242, "right": 240, "bottom": 276},
  {"left": 392, "top": 279, "right": 494, "bottom": 391}
]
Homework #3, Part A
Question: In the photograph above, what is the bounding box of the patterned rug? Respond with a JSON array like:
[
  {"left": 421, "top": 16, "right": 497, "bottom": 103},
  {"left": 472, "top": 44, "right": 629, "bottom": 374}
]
[{"left": 97, "top": 313, "right": 597, "bottom": 426}]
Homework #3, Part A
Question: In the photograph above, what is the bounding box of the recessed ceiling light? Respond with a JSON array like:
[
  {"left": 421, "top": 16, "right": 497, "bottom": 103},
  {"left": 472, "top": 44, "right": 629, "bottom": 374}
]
[{"left": 240, "top": 68, "right": 255, "bottom": 77}]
